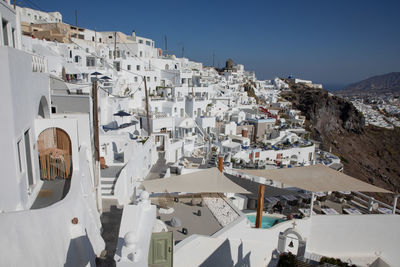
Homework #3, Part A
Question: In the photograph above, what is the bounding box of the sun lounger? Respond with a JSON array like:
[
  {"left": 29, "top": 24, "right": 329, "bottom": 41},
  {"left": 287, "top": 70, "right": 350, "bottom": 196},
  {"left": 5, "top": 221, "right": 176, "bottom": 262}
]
[
  {"left": 298, "top": 193, "right": 311, "bottom": 199},
  {"left": 321, "top": 208, "right": 339, "bottom": 215},
  {"left": 281, "top": 195, "right": 297, "bottom": 201},
  {"left": 314, "top": 192, "right": 326, "bottom": 197},
  {"left": 265, "top": 197, "right": 280, "bottom": 204},
  {"left": 343, "top": 208, "right": 362, "bottom": 215},
  {"left": 377, "top": 207, "right": 392, "bottom": 214},
  {"left": 299, "top": 208, "right": 316, "bottom": 216}
]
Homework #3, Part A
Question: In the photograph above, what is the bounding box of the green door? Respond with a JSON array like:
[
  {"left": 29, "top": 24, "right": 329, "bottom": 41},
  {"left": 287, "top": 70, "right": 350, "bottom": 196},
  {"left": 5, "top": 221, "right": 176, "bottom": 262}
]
[{"left": 148, "top": 232, "right": 173, "bottom": 267}]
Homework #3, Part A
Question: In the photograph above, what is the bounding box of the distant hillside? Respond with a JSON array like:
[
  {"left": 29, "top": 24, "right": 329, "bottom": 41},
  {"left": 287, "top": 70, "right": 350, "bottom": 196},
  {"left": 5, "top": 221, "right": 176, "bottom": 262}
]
[
  {"left": 337, "top": 72, "right": 400, "bottom": 96},
  {"left": 282, "top": 80, "right": 400, "bottom": 203}
]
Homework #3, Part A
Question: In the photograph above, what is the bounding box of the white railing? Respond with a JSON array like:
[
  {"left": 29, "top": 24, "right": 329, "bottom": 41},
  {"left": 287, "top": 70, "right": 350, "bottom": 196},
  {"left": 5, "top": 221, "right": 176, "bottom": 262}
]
[
  {"left": 32, "top": 54, "right": 47, "bottom": 73},
  {"left": 353, "top": 191, "right": 399, "bottom": 214}
]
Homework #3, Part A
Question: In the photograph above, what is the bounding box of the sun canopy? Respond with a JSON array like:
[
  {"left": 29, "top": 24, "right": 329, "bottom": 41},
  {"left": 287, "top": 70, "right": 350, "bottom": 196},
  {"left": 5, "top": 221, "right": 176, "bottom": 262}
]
[
  {"left": 141, "top": 168, "right": 250, "bottom": 194},
  {"left": 239, "top": 164, "right": 391, "bottom": 193}
]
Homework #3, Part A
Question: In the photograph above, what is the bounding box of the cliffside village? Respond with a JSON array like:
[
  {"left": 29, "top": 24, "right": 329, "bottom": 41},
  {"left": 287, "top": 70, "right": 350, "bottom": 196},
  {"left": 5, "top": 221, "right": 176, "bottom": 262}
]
[{"left": 2, "top": 4, "right": 399, "bottom": 267}]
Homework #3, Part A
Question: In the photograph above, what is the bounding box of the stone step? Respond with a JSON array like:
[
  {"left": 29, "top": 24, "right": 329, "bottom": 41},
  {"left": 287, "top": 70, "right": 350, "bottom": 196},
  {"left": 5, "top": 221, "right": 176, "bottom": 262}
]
[
  {"left": 101, "top": 180, "right": 117, "bottom": 184},
  {"left": 101, "top": 183, "right": 115, "bottom": 190},
  {"left": 101, "top": 179, "right": 116, "bottom": 185}
]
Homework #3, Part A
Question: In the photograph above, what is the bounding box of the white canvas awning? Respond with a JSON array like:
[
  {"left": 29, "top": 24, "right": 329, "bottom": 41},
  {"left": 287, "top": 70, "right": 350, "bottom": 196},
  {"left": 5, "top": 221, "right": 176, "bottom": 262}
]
[
  {"left": 141, "top": 168, "right": 250, "bottom": 194},
  {"left": 239, "top": 164, "right": 391, "bottom": 193}
]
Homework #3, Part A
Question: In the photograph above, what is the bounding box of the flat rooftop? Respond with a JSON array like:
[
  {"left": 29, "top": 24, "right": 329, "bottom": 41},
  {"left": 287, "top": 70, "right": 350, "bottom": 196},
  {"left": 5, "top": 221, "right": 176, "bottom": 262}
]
[{"left": 153, "top": 197, "right": 222, "bottom": 244}]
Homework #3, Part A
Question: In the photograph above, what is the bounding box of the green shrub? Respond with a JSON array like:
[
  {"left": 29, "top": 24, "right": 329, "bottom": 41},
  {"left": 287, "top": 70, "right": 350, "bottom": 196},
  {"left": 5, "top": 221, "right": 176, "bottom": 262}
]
[
  {"left": 277, "top": 252, "right": 297, "bottom": 267},
  {"left": 319, "top": 256, "right": 357, "bottom": 267}
]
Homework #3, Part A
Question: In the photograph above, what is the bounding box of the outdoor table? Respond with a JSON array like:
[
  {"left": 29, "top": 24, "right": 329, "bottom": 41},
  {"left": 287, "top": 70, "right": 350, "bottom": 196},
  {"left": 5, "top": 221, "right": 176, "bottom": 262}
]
[{"left": 321, "top": 208, "right": 339, "bottom": 215}]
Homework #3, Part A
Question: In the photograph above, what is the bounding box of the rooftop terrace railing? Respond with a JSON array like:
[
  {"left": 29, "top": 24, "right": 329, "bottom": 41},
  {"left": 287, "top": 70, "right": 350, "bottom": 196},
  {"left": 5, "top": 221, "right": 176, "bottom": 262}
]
[
  {"left": 32, "top": 54, "right": 47, "bottom": 73},
  {"left": 353, "top": 191, "right": 399, "bottom": 214}
]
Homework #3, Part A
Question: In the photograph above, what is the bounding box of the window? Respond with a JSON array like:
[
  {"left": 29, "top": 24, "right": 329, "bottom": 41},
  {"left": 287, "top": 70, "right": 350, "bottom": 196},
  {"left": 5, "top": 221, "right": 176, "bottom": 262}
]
[
  {"left": 113, "top": 61, "right": 121, "bottom": 71},
  {"left": 174, "top": 107, "right": 177, "bottom": 113},
  {"left": 127, "top": 65, "right": 131, "bottom": 70},
  {"left": 109, "top": 35, "right": 113, "bottom": 39},
  {"left": 17, "top": 140, "right": 23, "bottom": 172},
  {"left": 2, "top": 19, "right": 9, "bottom": 46},
  {"left": 11, "top": 28, "right": 15, "bottom": 48},
  {"left": 139, "top": 39, "right": 143, "bottom": 44},
  {"left": 86, "top": 57, "right": 95, "bottom": 67},
  {"left": 99, "top": 38, "right": 102, "bottom": 43},
  {"left": 51, "top": 106, "right": 56, "bottom": 113},
  {"left": 24, "top": 130, "right": 34, "bottom": 186},
  {"left": 92, "top": 36, "right": 94, "bottom": 41},
  {"left": 139, "top": 51, "right": 143, "bottom": 57},
  {"left": 136, "top": 65, "right": 140, "bottom": 71},
  {"left": 146, "top": 40, "right": 151, "bottom": 46},
  {"left": 154, "top": 77, "right": 157, "bottom": 82},
  {"left": 134, "top": 76, "right": 138, "bottom": 82},
  {"left": 109, "top": 50, "right": 112, "bottom": 59},
  {"left": 147, "top": 76, "right": 150, "bottom": 82}
]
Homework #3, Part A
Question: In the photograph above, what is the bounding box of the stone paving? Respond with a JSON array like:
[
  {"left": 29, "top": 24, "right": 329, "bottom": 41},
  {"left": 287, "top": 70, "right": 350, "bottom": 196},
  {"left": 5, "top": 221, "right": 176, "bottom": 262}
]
[
  {"left": 31, "top": 178, "right": 70, "bottom": 209},
  {"left": 96, "top": 199, "right": 123, "bottom": 267}
]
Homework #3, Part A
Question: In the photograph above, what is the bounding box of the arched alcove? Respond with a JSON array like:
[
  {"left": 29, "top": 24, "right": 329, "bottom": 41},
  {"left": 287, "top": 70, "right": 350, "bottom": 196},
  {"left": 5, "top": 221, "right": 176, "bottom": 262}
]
[
  {"left": 37, "top": 128, "right": 72, "bottom": 180},
  {"left": 277, "top": 228, "right": 306, "bottom": 258},
  {"left": 38, "top": 96, "right": 50, "bottom": 119}
]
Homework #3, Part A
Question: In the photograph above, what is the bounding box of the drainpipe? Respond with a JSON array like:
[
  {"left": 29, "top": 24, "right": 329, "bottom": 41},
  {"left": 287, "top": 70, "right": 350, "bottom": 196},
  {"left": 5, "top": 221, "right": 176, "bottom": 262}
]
[
  {"left": 309, "top": 192, "right": 315, "bottom": 217},
  {"left": 392, "top": 193, "right": 399, "bottom": 214}
]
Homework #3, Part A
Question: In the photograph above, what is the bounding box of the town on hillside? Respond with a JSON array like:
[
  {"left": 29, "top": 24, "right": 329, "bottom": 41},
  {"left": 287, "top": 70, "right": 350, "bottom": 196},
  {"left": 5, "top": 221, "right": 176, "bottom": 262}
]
[{"left": 0, "top": 3, "right": 399, "bottom": 267}]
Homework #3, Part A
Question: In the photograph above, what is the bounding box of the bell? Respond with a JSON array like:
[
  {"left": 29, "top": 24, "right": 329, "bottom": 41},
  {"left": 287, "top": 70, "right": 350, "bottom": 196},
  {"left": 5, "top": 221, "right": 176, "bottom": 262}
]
[{"left": 288, "top": 241, "right": 294, "bottom": 248}]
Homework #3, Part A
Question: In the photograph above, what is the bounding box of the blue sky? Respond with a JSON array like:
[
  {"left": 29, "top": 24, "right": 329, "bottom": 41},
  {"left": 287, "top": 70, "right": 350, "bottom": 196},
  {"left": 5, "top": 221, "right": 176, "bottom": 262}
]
[{"left": 22, "top": 0, "right": 400, "bottom": 90}]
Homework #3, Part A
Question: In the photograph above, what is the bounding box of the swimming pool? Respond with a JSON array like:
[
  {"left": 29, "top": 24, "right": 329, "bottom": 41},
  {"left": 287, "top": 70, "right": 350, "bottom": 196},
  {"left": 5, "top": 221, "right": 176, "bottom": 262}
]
[{"left": 246, "top": 215, "right": 285, "bottom": 228}]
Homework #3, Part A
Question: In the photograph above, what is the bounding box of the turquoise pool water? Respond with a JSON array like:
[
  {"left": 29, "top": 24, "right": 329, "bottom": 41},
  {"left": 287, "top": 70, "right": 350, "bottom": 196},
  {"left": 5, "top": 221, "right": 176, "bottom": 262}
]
[{"left": 247, "top": 215, "right": 285, "bottom": 228}]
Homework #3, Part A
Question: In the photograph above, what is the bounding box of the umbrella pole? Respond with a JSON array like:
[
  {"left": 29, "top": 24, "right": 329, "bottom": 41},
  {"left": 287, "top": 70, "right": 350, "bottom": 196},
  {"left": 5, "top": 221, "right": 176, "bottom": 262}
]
[{"left": 255, "top": 184, "right": 265, "bottom": 228}]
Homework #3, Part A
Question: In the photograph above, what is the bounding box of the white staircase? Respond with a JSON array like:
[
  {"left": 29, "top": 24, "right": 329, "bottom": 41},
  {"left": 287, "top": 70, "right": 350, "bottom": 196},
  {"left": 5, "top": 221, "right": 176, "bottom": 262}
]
[{"left": 100, "top": 165, "right": 124, "bottom": 199}]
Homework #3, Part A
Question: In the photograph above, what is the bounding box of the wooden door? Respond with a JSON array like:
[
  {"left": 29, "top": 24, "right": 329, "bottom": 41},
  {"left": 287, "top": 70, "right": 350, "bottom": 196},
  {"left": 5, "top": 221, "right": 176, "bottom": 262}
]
[{"left": 38, "top": 128, "right": 72, "bottom": 180}]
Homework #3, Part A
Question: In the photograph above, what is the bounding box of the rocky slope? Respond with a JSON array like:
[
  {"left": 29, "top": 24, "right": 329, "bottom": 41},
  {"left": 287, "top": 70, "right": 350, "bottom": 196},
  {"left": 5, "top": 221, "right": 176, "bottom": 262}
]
[
  {"left": 282, "top": 80, "right": 400, "bottom": 202},
  {"left": 336, "top": 72, "right": 400, "bottom": 96}
]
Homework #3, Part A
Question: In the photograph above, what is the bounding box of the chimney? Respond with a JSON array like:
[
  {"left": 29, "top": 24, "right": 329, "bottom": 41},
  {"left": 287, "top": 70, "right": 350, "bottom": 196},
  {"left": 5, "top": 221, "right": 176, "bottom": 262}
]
[{"left": 132, "top": 30, "right": 136, "bottom": 38}]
